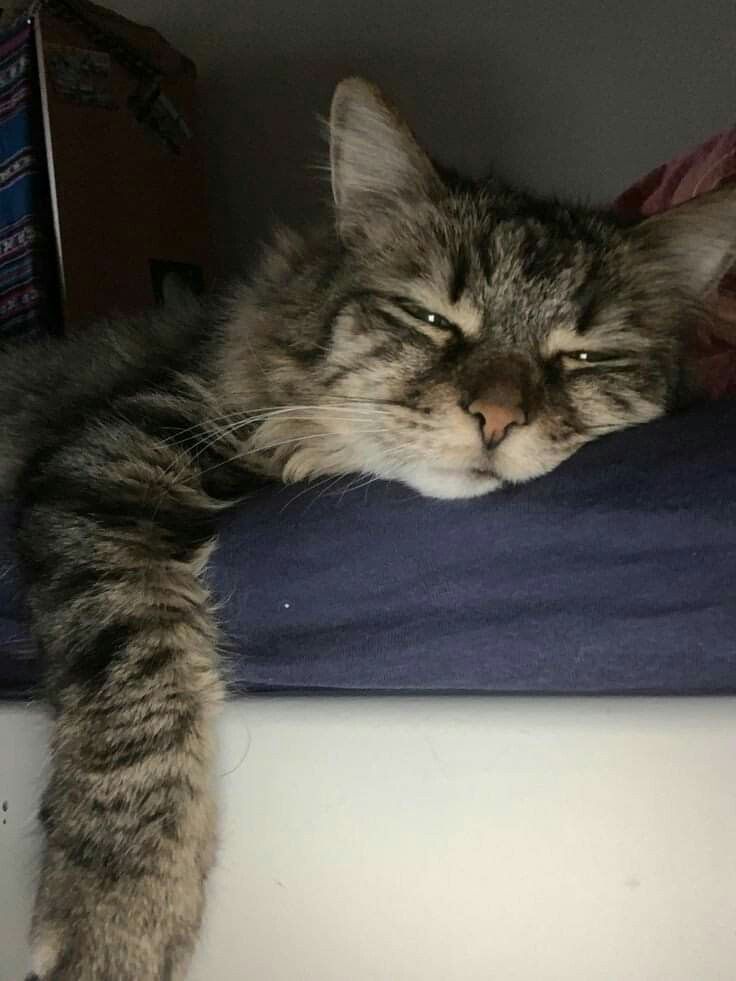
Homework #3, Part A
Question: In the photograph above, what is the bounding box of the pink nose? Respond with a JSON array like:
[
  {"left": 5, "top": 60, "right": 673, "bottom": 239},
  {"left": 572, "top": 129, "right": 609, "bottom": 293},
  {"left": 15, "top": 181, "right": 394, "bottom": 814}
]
[{"left": 468, "top": 400, "right": 526, "bottom": 446}]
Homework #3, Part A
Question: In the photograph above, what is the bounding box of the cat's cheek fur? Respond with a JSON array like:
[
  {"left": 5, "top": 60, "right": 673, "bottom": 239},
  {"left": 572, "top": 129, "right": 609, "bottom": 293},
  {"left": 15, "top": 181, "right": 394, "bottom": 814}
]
[{"left": 490, "top": 422, "right": 587, "bottom": 484}]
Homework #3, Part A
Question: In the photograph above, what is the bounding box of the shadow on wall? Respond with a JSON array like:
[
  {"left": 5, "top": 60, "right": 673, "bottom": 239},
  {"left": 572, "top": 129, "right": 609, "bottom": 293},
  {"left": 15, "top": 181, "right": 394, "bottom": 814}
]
[
  {"left": 201, "top": 51, "right": 597, "bottom": 281},
  {"left": 201, "top": 55, "right": 734, "bottom": 282},
  {"left": 108, "top": 0, "right": 735, "bottom": 281}
]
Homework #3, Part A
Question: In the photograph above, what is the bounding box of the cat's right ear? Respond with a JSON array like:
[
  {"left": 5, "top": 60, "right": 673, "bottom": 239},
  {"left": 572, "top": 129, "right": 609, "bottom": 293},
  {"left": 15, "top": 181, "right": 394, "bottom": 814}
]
[
  {"left": 630, "top": 185, "right": 736, "bottom": 298},
  {"left": 329, "top": 77, "right": 444, "bottom": 243}
]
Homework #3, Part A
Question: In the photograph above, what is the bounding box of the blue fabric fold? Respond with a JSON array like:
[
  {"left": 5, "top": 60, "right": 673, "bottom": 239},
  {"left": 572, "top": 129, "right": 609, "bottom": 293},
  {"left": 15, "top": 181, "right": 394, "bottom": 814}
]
[{"left": 2, "top": 398, "right": 735, "bottom": 698}]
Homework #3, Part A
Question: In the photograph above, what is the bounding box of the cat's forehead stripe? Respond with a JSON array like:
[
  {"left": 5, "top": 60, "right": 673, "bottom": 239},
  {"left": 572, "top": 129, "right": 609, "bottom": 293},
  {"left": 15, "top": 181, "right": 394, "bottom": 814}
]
[{"left": 449, "top": 243, "right": 469, "bottom": 304}]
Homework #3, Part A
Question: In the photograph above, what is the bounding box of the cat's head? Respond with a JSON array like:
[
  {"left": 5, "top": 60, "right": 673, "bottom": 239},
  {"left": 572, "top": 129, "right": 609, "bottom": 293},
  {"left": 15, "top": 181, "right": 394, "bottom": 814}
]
[{"left": 246, "top": 78, "right": 736, "bottom": 499}]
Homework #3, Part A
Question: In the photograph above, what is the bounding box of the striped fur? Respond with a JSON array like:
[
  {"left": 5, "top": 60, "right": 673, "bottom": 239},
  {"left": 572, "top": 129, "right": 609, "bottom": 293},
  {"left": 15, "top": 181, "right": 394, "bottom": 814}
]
[{"left": 5, "top": 78, "right": 736, "bottom": 979}]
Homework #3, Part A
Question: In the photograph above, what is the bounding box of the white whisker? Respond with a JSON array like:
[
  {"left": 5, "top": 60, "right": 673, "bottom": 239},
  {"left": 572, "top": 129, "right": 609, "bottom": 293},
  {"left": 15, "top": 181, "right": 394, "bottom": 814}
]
[
  {"left": 160, "top": 404, "right": 397, "bottom": 486},
  {"left": 198, "top": 428, "right": 397, "bottom": 478},
  {"left": 280, "top": 472, "right": 349, "bottom": 512},
  {"left": 164, "top": 402, "right": 396, "bottom": 450}
]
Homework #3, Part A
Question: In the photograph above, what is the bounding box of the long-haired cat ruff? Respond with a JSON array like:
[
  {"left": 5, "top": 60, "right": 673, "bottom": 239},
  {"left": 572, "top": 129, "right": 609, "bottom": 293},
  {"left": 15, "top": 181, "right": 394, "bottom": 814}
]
[{"left": 5, "top": 78, "right": 736, "bottom": 980}]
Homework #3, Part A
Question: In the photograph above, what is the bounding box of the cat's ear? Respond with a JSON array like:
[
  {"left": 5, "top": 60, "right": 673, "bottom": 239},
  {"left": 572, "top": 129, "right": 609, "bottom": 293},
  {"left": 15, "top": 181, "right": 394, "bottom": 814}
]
[
  {"left": 631, "top": 185, "right": 736, "bottom": 296},
  {"left": 329, "top": 77, "right": 444, "bottom": 241}
]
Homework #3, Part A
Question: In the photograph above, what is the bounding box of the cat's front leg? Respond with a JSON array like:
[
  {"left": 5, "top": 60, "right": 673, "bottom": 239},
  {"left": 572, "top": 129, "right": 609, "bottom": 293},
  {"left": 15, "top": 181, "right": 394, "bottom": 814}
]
[
  {"left": 19, "top": 481, "right": 224, "bottom": 980},
  {"left": 26, "top": 679, "right": 219, "bottom": 981}
]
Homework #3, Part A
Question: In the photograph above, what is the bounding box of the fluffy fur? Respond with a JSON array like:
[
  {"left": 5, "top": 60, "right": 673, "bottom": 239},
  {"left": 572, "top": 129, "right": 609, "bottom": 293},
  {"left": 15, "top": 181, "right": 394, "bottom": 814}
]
[{"left": 4, "top": 77, "right": 735, "bottom": 979}]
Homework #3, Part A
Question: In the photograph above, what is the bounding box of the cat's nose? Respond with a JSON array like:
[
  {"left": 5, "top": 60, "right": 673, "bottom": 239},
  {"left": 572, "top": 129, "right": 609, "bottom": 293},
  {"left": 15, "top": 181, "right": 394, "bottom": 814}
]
[{"left": 467, "top": 399, "right": 526, "bottom": 447}]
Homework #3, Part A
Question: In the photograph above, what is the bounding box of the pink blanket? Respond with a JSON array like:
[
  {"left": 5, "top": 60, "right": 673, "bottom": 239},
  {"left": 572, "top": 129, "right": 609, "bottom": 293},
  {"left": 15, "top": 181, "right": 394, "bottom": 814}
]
[{"left": 615, "top": 126, "right": 736, "bottom": 398}]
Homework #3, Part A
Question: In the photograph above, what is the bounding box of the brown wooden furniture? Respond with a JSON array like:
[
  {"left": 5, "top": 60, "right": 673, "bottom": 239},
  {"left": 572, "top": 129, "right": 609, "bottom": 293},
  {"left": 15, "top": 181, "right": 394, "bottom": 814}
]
[{"left": 28, "top": 0, "right": 207, "bottom": 328}]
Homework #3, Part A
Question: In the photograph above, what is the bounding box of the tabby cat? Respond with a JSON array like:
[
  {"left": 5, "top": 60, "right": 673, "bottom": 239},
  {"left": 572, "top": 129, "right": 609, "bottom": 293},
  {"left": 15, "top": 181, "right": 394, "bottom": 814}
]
[{"left": 5, "top": 77, "right": 735, "bottom": 980}]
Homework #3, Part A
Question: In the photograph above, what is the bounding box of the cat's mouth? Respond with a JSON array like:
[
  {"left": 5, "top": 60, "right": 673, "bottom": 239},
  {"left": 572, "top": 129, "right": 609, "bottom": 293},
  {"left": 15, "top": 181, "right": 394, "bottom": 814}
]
[{"left": 396, "top": 457, "right": 504, "bottom": 499}]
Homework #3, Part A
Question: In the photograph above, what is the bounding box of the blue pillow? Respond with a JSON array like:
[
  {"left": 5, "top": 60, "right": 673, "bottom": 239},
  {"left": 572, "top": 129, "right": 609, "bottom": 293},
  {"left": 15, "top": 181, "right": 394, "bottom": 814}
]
[{"left": 2, "top": 399, "right": 735, "bottom": 698}]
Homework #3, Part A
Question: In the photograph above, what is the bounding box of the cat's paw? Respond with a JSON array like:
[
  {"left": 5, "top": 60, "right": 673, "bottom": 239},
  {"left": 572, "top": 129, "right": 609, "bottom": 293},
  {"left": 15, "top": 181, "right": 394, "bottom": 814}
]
[
  {"left": 28, "top": 925, "right": 192, "bottom": 981},
  {"left": 28, "top": 861, "right": 203, "bottom": 981}
]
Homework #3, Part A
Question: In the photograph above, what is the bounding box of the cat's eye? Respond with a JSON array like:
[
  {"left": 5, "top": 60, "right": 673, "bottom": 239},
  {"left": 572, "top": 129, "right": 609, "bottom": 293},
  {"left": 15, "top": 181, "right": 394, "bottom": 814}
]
[
  {"left": 397, "top": 300, "right": 457, "bottom": 332},
  {"left": 419, "top": 310, "right": 454, "bottom": 330},
  {"left": 562, "top": 350, "right": 616, "bottom": 365}
]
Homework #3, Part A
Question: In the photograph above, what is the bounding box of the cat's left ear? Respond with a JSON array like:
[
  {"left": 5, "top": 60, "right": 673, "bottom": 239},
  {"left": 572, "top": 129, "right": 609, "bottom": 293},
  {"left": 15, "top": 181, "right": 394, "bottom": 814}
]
[
  {"left": 630, "top": 185, "right": 736, "bottom": 296},
  {"left": 329, "top": 77, "right": 444, "bottom": 242}
]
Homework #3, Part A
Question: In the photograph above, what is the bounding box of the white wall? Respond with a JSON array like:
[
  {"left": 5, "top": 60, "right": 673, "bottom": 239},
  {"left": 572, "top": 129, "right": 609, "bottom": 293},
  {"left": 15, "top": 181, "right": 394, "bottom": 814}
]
[
  {"left": 110, "top": 0, "right": 735, "bottom": 276},
  {"left": 4, "top": 698, "right": 736, "bottom": 980}
]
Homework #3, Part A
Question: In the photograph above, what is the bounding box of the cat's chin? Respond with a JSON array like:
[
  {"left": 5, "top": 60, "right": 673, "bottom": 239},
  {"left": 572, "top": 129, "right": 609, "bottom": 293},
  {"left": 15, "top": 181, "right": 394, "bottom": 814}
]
[{"left": 398, "top": 465, "right": 504, "bottom": 500}]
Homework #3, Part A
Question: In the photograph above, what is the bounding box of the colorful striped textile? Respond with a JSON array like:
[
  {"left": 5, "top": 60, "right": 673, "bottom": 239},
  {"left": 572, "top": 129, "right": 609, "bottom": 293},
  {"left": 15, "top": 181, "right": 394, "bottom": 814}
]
[{"left": 0, "top": 18, "right": 60, "bottom": 341}]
